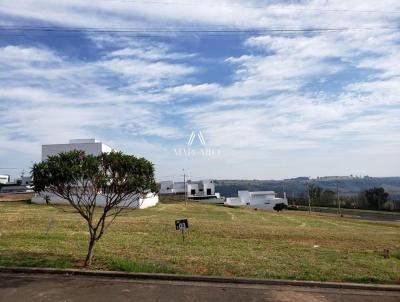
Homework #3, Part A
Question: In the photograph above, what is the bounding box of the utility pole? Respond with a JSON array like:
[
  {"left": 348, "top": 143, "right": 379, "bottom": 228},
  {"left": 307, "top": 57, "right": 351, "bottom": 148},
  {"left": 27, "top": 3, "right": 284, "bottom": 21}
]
[
  {"left": 307, "top": 181, "right": 311, "bottom": 214},
  {"left": 183, "top": 169, "right": 187, "bottom": 206},
  {"left": 336, "top": 181, "right": 341, "bottom": 216}
]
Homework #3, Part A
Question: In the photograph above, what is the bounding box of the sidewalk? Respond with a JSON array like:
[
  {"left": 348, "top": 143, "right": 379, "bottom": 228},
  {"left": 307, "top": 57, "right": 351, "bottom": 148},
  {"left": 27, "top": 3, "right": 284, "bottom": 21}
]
[{"left": 0, "top": 267, "right": 399, "bottom": 302}]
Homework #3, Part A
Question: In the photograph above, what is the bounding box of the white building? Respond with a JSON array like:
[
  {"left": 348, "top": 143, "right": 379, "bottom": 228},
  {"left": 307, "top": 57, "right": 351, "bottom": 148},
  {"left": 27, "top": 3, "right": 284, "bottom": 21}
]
[
  {"left": 32, "top": 138, "right": 158, "bottom": 209},
  {"left": 42, "top": 138, "right": 113, "bottom": 160},
  {"left": 225, "top": 191, "right": 288, "bottom": 210},
  {"left": 0, "top": 176, "right": 33, "bottom": 193},
  {"left": 159, "top": 179, "right": 219, "bottom": 199},
  {"left": 0, "top": 175, "right": 10, "bottom": 184}
]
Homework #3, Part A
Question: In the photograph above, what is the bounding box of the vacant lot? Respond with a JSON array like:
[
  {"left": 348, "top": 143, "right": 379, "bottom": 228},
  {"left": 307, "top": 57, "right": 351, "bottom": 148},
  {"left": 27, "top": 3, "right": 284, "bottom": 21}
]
[{"left": 0, "top": 198, "right": 399, "bottom": 283}]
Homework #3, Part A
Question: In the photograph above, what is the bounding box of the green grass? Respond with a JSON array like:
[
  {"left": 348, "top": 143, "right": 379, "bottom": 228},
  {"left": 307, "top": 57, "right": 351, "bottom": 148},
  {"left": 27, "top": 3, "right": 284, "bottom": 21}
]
[
  {"left": 306, "top": 206, "right": 400, "bottom": 215},
  {"left": 0, "top": 198, "right": 399, "bottom": 284},
  {"left": 110, "top": 257, "right": 176, "bottom": 274}
]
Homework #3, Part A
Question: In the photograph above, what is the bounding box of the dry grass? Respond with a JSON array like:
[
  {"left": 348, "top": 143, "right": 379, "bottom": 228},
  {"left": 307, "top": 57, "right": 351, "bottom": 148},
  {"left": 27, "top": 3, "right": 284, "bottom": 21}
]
[
  {"left": 0, "top": 197, "right": 399, "bottom": 283},
  {"left": 0, "top": 193, "right": 33, "bottom": 202}
]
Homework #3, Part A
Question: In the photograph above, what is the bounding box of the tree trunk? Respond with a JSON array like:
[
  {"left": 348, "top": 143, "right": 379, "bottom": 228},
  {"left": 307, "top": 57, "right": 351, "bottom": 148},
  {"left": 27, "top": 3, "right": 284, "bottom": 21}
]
[{"left": 84, "top": 237, "right": 96, "bottom": 267}]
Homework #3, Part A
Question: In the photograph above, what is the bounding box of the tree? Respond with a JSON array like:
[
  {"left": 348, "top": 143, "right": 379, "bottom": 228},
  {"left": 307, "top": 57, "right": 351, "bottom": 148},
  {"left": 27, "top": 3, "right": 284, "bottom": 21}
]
[
  {"left": 32, "top": 150, "right": 158, "bottom": 267},
  {"left": 320, "top": 190, "right": 336, "bottom": 206},
  {"left": 273, "top": 203, "right": 288, "bottom": 212},
  {"left": 308, "top": 185, "right": 323, "bottom": 204},
  {"left": 363, "top": 187, "right": 389, "bottom": 210}
]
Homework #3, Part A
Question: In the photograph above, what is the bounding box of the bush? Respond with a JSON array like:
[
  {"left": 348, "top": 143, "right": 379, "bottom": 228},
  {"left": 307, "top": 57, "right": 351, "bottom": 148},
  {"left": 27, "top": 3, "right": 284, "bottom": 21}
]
[{"left": 273, "top": 203, "right": 288, "bottom": 212}]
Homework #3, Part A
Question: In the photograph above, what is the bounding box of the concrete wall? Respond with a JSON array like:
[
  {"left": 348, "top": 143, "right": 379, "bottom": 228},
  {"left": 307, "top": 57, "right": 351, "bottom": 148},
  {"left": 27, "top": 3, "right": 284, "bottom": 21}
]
[
  {"left": 159, "top": 181, "right": 174, "bottom": 194},
  {"left": 187, "top": 183, "right": 199, "bottom": 196},
  {"left": 225, "top": 197, "right": 241, "bottom": 205},
  {"left": 0, "top": 175, "right": 10, "bottom": 184},
  {"left": 173, "top": 182, "right": 185, "bottom": 194},
  {"left": 31, "top": 192, "right": 159, "bottom": 209},
  {"left": 238, "top": 190, "right": 250, "bottom": 204},
  {"left": 246, "top": 197, "right": 288, "bottom": 210},
  {"left": 42, "top": 139, "right": 113, "bottom": 160},
  {"left": 225, "top": 190, "right": 288, "bottom": 210}
]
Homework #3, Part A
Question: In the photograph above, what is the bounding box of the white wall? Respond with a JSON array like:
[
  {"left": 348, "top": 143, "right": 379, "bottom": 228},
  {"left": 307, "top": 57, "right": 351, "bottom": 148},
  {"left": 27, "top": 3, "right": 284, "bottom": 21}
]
[
  {"left": 225, "top": 190, "right": 288, "bottom": 210},
  {"left": 31, "top": 192, "right": 159, "bottom": 209},
  {"left": 225, "top": 197, "right": 242, "bottom": 205},
  {"left": 187, "top": 183, "right": 199, "bottom": 196},
  {"left": 42, "top": 139, "right": 113, "bottom": 160},
  {"left": 238, "top": 190, "right": 251, "bottom": 204},
  {"left": 160, "top": 181, "right": 174, "bottom": 194},
  {"left": 246, "top": 197, "right": 288, "bottom": 210},
  {"left": 173, "top": 182, "right": 185, "bottom": 194}
]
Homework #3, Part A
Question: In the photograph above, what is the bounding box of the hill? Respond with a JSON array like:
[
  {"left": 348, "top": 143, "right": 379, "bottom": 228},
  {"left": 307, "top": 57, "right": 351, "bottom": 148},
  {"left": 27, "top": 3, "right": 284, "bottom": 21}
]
[{"left": 215, "top": 177, "right": 400, "bottom": 199}]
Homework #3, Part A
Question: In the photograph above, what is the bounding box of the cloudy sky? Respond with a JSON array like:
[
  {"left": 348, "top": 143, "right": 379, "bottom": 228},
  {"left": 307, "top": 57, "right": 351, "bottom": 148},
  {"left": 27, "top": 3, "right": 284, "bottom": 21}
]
[{"left": 0, "top": 0, "right": 399, "bottom": 180}]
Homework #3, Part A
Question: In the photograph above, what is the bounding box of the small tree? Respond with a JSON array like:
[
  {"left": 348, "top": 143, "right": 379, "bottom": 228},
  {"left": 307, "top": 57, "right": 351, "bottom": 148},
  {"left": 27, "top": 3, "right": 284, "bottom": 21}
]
[
  {"left": 32, "top": 150, "right": 158, "bottom": 267},
  {"left": 364, "top": 187, "right": 389, "bottom": 210},
  {"left": 273, "top": 203, "right": 288, "bottom": 212},
  {"left": 308, "top": 185, "right": 323, "bottom": 204},
  {"left": 320, "top": 190, "right": 336, "bottom": 206}
]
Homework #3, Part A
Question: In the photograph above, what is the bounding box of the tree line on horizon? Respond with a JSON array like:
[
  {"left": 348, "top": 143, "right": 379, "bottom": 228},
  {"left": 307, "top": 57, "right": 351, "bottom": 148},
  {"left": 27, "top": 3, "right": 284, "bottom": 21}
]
[{"left": 291, "top": 185, "right": 397, "bottom": 211}]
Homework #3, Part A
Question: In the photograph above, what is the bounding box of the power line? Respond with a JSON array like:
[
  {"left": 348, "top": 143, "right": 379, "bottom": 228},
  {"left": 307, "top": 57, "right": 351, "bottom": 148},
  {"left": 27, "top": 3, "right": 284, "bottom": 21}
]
[
  {"left": 0, "top": 25, "right": 397, "bottom": 36},
  {"left": 99, "top": 0, "right": 400, "bottom": 14}
]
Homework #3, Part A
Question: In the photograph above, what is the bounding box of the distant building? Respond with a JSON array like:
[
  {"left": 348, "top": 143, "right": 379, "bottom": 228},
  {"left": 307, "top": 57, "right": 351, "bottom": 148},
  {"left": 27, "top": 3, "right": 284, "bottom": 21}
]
[
  {"left": 159, "top": 179, "right": 219, "bottom": 199},
  {"left": 42, "top": 138, "right": 113, "bottom": 160},
  {"left": 0, "top": 176, "right": 32, "bottom": 193},
  {"left": 0, "top": 175, "right": 10, "bottom": 184},
  {"left": 284, "top": 177, "right": 310, "bottom": 181},
  {"left": 225, "top": 191, "right": 288, "bottom": 210},
  {"left": 315, "top": 176, "right": 354, "bottom": 181}
]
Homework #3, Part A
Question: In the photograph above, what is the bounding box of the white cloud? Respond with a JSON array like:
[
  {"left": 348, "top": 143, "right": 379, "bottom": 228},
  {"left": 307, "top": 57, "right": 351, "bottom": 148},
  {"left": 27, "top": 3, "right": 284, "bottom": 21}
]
[
  {"left": 1, "top": 0, "right": 400, "bottom": 178},
  {"left": 0, "top": 45, "right": 60, "bottom": 62},
  {"left": 98, "top": 58, "right": 196, "bottom": 80},
  {"left": 2, "top": 0, "right": 400, "bottom": 30},
  {"left": 108, "top": 46, "right": 196, "bottom": 61}
]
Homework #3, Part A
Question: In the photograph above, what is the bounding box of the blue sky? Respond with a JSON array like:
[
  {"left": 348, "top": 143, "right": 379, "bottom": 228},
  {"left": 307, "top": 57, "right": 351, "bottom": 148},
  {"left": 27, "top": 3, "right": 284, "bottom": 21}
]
[{"left": 0, "top": 0, "right": 400, "bottom": 180}]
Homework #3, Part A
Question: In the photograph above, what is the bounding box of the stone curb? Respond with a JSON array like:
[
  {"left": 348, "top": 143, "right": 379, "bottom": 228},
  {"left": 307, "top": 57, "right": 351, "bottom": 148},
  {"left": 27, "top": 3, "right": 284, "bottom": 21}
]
[{"left": 1, "top": 266, "right": 399, "bottom": 291}]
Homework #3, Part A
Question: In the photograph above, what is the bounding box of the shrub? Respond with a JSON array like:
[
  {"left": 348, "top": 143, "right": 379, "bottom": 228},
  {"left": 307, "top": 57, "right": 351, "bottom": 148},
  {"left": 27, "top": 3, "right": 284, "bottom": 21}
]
[{"left": 273, "top": 203, "right": 288, "bottom": 212}]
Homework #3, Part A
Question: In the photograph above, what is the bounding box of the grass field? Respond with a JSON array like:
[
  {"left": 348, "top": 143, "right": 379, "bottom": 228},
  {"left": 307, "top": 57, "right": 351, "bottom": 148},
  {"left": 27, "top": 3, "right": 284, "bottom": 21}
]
[{"left": 0, "top": 197, "right": 399, "bottom": 283}]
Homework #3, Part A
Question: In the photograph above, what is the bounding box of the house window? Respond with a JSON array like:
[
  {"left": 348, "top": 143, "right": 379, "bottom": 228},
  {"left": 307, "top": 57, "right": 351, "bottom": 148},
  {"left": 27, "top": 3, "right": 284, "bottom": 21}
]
[
  {"left": 206, "top": 188, "right": 212, "bottom": 195},
  {"left": 191, "top": 189, "right": 196, "bottom": 195}
]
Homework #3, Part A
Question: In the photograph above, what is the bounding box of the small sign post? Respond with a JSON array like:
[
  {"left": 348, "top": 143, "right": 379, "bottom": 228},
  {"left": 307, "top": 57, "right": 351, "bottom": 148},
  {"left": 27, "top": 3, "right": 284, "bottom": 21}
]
[{"left": 175, "top": 219, "right": 189, "bottom": 242}]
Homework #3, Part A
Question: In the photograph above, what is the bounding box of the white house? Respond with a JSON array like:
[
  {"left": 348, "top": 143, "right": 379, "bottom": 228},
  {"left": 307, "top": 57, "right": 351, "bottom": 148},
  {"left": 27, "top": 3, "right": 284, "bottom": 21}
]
[
  {"left": 42, "top": 138, "right": 113, "bottom": 160},
  {"left": 32, "top": 138, "right": 158, "bottom": 209},
  {"left": 159, "top": 179, "right": 219, "bottom": 199},
  {"left": 225, "top": 190, "right": 288, "bottom": 210}
]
